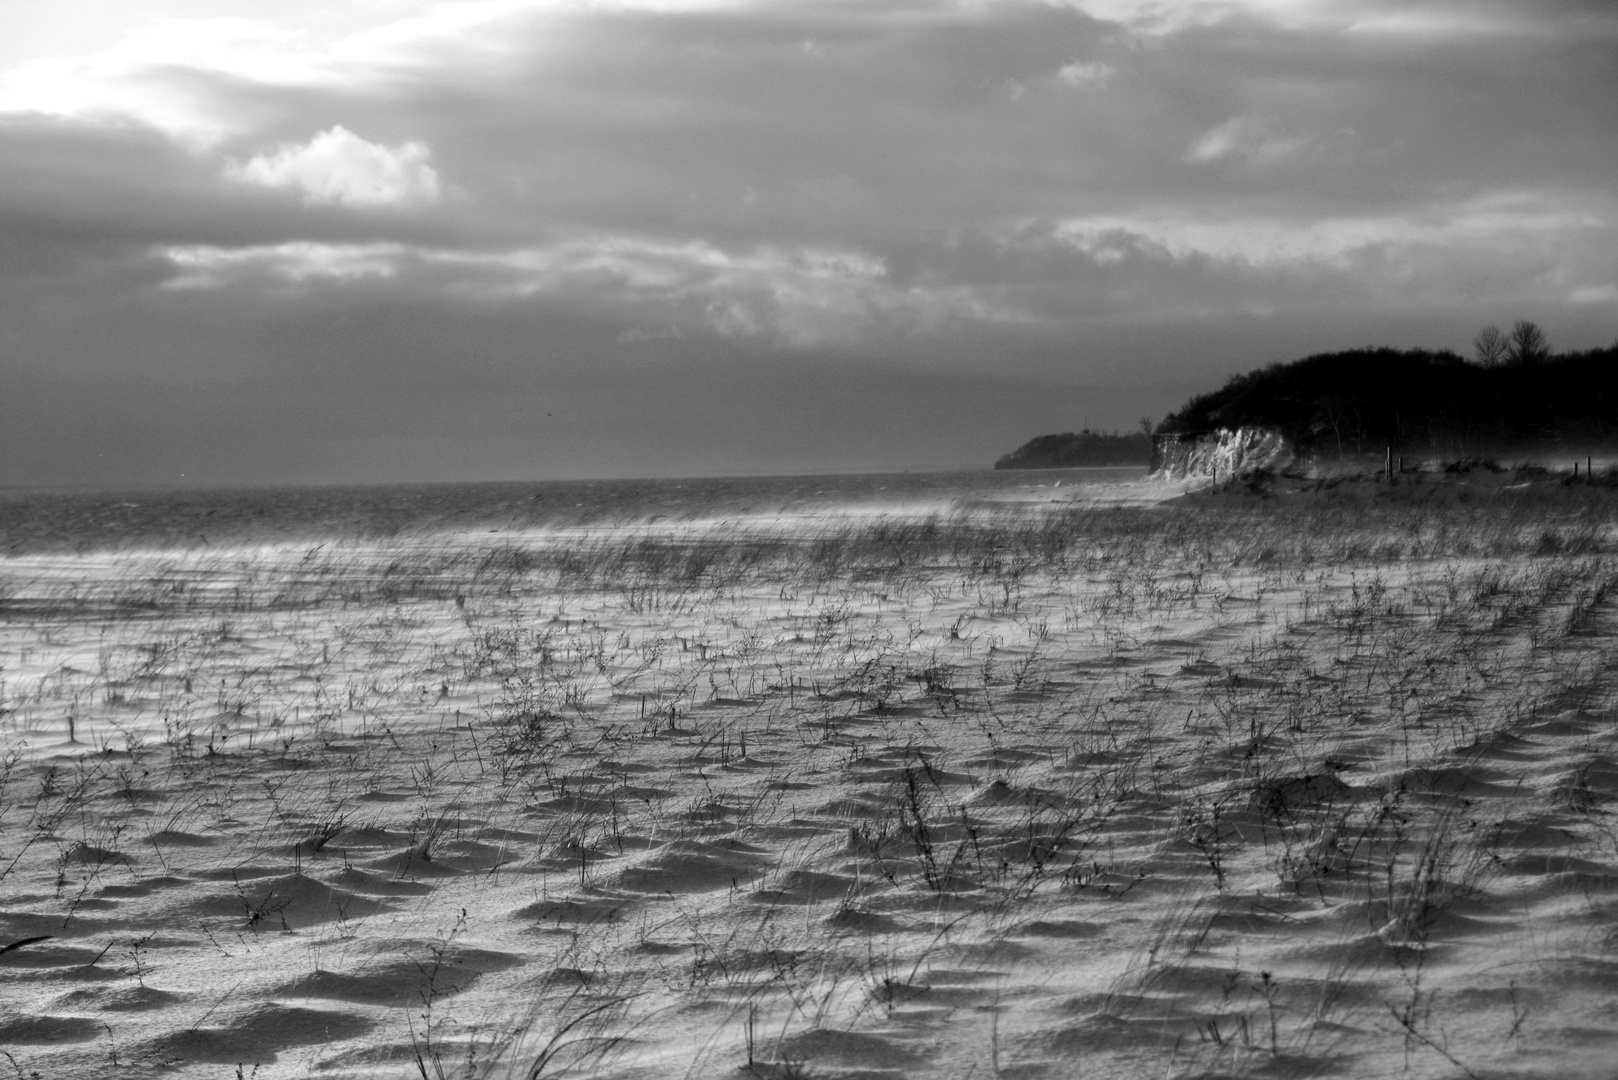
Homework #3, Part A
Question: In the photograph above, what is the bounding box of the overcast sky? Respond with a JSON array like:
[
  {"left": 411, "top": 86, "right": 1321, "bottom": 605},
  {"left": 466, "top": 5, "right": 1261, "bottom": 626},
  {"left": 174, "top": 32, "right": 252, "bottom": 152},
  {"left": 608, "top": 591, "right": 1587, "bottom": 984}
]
[{"left": 2, "top": 0, "right": 1615, "bottom": 486}]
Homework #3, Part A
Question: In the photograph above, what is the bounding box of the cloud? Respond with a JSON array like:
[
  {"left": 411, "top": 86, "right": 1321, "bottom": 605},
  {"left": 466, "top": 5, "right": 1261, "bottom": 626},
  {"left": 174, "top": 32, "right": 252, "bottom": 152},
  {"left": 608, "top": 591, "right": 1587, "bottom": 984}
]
[
  {"left": 1184, "top": 116, "right": 1248, "bottom": 163},
  {"left": 146, "top": 164, "right": 1618, "bottom": 346},
  {"left": 224, "top": 126, "right": 441, "bottom": 208},
  {"left": 158, "top": 241, "right": 406, "bottom": 287},
  {"left": 146, "top": 185, "right": 1618, "bottom": 345},
  {"left": 4, "top": 0, "right": 1618, "bottom": 484},
  {"left": 1071, "top": 0, "right": 1618, "bottom": 38},
  {"left": 1041, "top": 188, "right": 1618, "bottom": 310},
  {"left": 1183, "top": 115, "right": 1350, "bottom": 169},
  {"left": 151, "top": 235, "right": 1013, "bottom": 348},
  {"left": 0, "top": 17, "right": 351, "bottom": 143},
  {"left": 1055, "top": 61, "right": 1114, "bottom": 88}
]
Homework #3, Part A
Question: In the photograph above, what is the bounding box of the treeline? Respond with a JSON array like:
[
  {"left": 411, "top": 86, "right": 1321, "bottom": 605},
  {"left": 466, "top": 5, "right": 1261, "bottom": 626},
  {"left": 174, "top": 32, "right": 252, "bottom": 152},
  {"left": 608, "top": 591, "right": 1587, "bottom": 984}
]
[
  {"left": 994, "top": 430, "right": 1152, "bottom": 469},
  {"left": 1157, "top": 332, "right": 1618, "bottom": 457}
]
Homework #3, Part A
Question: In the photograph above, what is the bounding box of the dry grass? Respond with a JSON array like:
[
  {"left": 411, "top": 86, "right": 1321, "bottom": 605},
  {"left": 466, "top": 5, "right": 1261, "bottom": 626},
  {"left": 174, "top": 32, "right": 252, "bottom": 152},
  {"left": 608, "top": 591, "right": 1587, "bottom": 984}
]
[{"left": 3, "top": 477, "right": 1618, "bottom": 1078}]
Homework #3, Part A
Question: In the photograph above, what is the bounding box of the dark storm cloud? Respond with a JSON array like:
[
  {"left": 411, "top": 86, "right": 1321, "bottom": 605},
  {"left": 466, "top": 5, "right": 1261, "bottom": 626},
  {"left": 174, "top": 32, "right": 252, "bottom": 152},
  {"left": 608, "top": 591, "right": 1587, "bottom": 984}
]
[{"left": 1, "top": 0, "right": 1615, "bottom": 484}]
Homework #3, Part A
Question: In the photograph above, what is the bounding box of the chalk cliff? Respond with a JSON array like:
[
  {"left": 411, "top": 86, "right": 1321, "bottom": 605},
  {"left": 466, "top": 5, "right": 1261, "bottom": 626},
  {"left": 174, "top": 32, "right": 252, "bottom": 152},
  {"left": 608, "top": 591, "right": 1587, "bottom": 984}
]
[{"left": 1150, "top": 427, "right": 1294, "bottom": 480}]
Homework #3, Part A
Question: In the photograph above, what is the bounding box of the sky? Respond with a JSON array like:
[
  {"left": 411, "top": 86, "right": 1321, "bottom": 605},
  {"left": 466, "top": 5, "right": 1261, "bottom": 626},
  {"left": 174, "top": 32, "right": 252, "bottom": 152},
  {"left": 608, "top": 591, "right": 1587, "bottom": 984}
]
[{"left": 1, "top": 0, "right": 1615, "bottom": 487}]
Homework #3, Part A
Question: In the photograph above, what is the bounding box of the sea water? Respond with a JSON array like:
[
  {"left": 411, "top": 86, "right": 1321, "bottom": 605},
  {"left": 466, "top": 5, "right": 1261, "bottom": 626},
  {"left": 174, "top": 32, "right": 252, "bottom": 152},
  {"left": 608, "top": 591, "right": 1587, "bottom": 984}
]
[
  {"left": 0, "top": 466, "right": 1153, "bottom": 755},
  {"left": 0, "top": 468, "right": 1151, "bottom": 552}
]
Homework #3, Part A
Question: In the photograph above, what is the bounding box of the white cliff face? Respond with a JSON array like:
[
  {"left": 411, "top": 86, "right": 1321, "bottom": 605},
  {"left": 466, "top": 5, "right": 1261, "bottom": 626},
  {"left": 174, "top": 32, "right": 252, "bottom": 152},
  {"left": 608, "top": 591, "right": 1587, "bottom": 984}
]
[{"left": 1152, "top": 427, "right": 1293, "bottom": 480}]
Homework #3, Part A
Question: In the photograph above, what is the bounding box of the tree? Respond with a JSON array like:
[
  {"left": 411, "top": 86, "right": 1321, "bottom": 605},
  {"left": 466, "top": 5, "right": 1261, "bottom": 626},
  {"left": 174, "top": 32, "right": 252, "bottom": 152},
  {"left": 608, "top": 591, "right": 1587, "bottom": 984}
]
[
  {"left": 1473, "top": 324, "right": 1508, "bottom": 366},
  {"left": 1507, "top": 319, "right": 1549, "bottom": 365},
  {"left": 1138, "top": 416, "right": 1154, "bottom": 437}
]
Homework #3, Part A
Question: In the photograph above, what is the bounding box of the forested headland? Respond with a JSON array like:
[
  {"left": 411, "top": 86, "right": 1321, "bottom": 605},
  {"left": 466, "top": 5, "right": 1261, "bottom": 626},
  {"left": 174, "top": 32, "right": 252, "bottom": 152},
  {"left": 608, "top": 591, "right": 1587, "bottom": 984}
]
[
  {"left": 998, "top": 322, "right": 1617, "bottom": 468},
  {"left": 993, "top": 430, "right": 1152, "bottom": 469},
  {"left": 1155, "top": 325, "right": 1616, "bottom": 457}
]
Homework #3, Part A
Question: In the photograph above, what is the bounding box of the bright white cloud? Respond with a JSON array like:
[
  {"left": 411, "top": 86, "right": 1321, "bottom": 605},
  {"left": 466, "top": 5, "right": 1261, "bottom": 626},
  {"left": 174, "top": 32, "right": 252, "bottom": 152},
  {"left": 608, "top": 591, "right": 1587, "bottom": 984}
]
[
  {"left": 1054, "top": 191, "right": 1613, "bottom": 262},
  {"left": 159, "top": 242, "right": 408, "bottom": 287},
  {"left": 1044, "top": 189, "right": 1618, "bottom": 307},
  {"left": 1064, "top": 0, "right": 1335, "bottom": 34},
  {"left": 0, "top": 1, "right": 759, "bottom": 141},
  {"left": 224, "top": 127, "right": 442, "bottom": 208},
  {"left": 0, "top": 17, "right": 349, "bottom": 142},
  {"left": 1343, "top": 6, "right": 1544, "bottom": 38},
  {"left": 1055, "top": 61, "right": 1114, "bottom": 89},
  {"left": 1070, "top": 0, "right": 1618, "bottom": 40},
  {"left": 0, "top": 3, "right": 586, "bottom": 143},
  {"left": 152, "top": 236, "right": 1014, "bottom": 346}
]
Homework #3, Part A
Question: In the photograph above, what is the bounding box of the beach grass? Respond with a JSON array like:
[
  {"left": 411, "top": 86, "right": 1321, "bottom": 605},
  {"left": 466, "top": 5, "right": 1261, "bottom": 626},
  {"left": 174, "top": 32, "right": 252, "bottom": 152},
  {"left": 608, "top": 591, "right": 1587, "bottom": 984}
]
[{"left": 3, "top": 472, "right": 1618, "bottom": 1078}]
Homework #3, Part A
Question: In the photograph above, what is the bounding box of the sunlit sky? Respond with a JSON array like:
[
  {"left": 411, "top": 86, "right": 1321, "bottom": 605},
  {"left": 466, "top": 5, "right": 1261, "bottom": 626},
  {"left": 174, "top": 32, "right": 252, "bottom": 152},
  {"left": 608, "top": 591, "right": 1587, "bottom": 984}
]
[{"left": 3, "top": 0, "right": 1615, "bottom": 486}]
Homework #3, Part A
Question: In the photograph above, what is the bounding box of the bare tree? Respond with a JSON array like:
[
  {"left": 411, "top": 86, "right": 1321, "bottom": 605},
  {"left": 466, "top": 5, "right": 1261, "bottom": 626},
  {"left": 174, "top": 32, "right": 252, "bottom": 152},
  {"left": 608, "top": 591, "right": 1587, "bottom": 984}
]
[
  {"left": 1473, "top": 324, "right": 1508, "bottom": 366},
  {"left": 1507, "top": 319, "right": 1549, "bottom": 365}
]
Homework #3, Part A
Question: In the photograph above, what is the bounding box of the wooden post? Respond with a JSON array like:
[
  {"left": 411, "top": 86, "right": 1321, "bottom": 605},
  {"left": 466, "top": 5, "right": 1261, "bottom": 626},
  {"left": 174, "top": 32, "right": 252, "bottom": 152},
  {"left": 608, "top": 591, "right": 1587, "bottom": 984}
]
[
  {"left": 1575, "top": 461, "right": 1580, "bottom": 480},
  {"left": 1385, "top": 447, "right": 1392, "bottom": 481},
  {"left": 1589, "top": 456, "right": 1595, "bottom": 483}
]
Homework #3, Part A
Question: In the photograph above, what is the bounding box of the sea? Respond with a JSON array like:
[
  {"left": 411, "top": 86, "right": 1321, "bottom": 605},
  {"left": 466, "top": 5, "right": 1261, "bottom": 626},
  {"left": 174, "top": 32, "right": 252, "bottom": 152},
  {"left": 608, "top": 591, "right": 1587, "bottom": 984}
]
[{"left": 0, "top": 468, "right": 1154, "bottom": 553}]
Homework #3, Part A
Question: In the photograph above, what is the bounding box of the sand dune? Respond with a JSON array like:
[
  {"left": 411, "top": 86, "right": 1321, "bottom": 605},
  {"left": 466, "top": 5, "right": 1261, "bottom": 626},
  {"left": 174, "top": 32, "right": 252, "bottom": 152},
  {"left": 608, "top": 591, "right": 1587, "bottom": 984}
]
[{"left": 4, "top": 476, "right": 1618, "bottom": 1077}]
